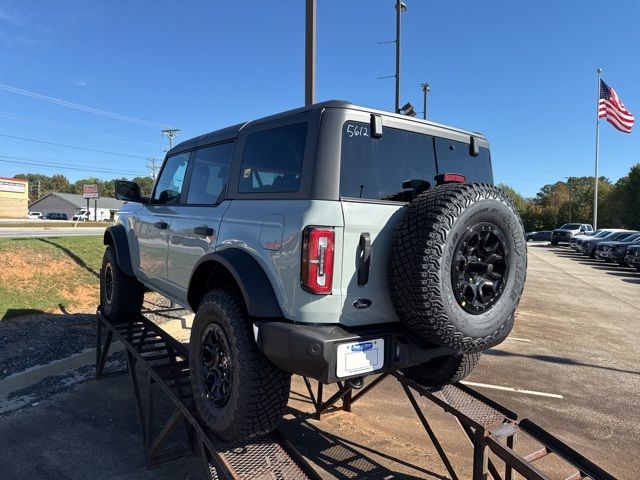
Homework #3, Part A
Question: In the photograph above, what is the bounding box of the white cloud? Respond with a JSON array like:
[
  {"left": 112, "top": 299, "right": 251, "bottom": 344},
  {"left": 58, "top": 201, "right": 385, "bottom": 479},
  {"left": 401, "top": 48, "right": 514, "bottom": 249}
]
[
  {"left": 71, "top": 78, "right": 88, "bottom": 87},
  {"left": 0, "top": 7, "right": 25, "bottom": 27}
]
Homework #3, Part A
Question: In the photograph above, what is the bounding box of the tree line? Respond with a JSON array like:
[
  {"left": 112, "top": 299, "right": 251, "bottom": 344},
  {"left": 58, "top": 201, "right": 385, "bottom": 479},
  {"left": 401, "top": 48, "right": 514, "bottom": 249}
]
[
  {"left": 499, "top": 163, "right": 640, "bottom": 232},
  {"left": 14, "top": 173, "right": 155, "bottom": 202}
]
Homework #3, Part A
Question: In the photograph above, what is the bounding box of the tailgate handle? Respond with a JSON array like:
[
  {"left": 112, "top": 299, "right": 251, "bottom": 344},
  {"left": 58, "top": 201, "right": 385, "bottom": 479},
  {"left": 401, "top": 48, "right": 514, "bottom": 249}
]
[
  {"left": 358, "top": 233, "right": 371, "bottom": 286},
  {"left": 193, "top": 226, "right": 214, "bottom": 236}
]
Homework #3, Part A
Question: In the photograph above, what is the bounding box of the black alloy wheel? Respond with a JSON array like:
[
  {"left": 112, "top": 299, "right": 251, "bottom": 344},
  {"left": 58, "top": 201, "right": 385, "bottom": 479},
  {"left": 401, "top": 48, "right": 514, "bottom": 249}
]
[
  {"left": 452, "top": 223, "right": 508, "bottom": 314},
  {"left": 103, "top": 264, "right": 114, "bottom": 305},
  {"left": 200, "top": 323, "right": 233, "bottom": 407}
]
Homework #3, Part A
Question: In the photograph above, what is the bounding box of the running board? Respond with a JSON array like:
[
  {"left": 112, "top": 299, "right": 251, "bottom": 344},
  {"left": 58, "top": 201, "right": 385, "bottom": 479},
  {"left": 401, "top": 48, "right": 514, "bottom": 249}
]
[{"left": 95, "top": 310, "right": 320, "bottom": 480}]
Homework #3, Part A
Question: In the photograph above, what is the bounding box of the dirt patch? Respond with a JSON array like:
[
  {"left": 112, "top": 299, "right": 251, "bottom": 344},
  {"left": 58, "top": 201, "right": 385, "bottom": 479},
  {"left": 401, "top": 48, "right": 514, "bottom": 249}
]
[
  {"left": 60, "top": 284, "right": 100, "bottom": 313},
  {"left": 0, "top": 246, "right": 70, "bottom": 286}
]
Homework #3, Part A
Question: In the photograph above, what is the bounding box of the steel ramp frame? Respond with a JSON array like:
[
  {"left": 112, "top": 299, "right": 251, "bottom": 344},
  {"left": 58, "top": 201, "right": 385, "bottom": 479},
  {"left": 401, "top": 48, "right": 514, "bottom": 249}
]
[
  {"left": 95, "top": 310, "right": 321, "bottom": 480},
  {"left": 301, "top": 373, "right": 616, "bottom": 480}
]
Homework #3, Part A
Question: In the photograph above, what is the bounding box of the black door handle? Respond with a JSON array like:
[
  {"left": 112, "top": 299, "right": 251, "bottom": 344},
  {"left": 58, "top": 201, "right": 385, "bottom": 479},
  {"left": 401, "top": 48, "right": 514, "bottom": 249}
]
[
  {"left": 153, "top": 221, "right": 168, "bottom": 230},
  {"left": 194, "top": 226, "right": 214, "bottom": 236},
  {"left": 358, "top": 233, "right": 371, "bottom": 286}
]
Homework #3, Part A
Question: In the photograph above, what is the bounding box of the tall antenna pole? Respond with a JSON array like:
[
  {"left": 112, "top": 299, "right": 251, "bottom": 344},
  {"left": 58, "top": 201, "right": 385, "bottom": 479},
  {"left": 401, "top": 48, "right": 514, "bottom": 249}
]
[
  {"left": 162, "top": 127, "right": 180, "bottom": 150},
  {"left": 305, "top": 0, "right": 316, "bottom": 106},
  {"left": 421, "top": 82, "right": 430, "bottom": 119},
  {"left": 593, "top": 67, "right": 602, "bottom": 230}
]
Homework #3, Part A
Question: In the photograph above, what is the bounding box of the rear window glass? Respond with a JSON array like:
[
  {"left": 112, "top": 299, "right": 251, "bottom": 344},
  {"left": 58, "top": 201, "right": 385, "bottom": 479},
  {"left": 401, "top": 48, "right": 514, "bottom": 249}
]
[
  {"left": 340, "top": 122, "right": 437, "bottom": 201},
  {"left": 186, "top": 142, "right": 234, "bottom": 204},
  {"left": 239, "top": 123, "right": 307, "bottom": 193},
  {"left": 434, "top": 138, "right": 493, "bottom": 184}
]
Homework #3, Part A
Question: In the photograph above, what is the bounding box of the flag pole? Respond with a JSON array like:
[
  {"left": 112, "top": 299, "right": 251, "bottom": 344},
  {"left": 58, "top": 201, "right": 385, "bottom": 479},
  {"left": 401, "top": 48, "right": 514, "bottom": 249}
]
[{"left": 593, "top": 67, "right": 602, "bottom": 230}]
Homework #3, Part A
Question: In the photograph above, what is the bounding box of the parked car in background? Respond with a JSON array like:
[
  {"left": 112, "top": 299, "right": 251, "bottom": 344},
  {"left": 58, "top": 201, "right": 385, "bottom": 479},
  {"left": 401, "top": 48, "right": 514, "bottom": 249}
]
[
  {"left": 44, "top": 212, "right": 69, "bottom": 220},
  {"left": 569, "top": 229, "right": 603, "bottom": 249},
  {"left": 526, "top": 231, "right": 552, "bottom": 242},
  {"left": 28, "top": 211, "right": 43, "bottom": 220},
  {"left": 573, "top": 229, "right": 622, "bottom": 251},
  {"left": 72, "top": 208, "right": 111, "bottom": 221},
  {"left": 596, "top": 233, "right": 640, "bottom": 265},
  {"left": 580, "top": 231, "right": 635, "bottom": 258},
  {"left": 623, "top": 245, "right": 640, "bottom": 271},
  {"left": 550, "top": 223, "right": 593, "bottom": 245}
]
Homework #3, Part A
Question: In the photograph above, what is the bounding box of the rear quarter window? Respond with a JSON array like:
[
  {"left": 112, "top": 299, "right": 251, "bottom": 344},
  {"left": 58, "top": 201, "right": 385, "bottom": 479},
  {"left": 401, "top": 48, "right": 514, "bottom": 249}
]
[{"left": 239, "top": 123, "right": 307, "bottom": 194}]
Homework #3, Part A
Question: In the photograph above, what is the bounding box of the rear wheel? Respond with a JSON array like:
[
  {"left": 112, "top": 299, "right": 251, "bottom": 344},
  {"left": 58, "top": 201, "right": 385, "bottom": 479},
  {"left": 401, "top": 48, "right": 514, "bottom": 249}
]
[
  {"left": 551, "top": 241, "right": 558, "bottom": 246},
  {"left": 402, "top": 353, "right": 481, "bottom": 389},
  {"left": 189, "top": 289, "right": 291, "bottom": 442},
  {"left": 100, "top": 245, "right": 144, "bottom": 322}
]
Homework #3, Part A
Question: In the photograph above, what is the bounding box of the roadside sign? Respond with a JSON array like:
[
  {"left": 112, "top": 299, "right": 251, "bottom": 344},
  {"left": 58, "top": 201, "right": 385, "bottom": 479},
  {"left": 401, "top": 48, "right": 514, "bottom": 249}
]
[{"left": 83, "top": 184, "right": 99, "bottom": 199}]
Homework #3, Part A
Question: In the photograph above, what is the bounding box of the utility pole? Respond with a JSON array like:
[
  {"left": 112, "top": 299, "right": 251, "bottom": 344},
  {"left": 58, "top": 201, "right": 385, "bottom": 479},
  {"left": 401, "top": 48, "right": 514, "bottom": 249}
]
[
  {"left": 37, "top": 179, "right": 41, "bottom": 199},
  {"left": 394, "top": 2, "right": 407, "bottom": 113},
  {"left": 305, "top": 0, "right": 316, "bottom": 106},
  {"left": 162, "top": 128, "right": 180, "bottom": 150},
  {"left": 147, "top": 157, "right": 159, "bottom": 181},
  {"left": 421, "top": 82, "right": 430, "bottom": 119}
]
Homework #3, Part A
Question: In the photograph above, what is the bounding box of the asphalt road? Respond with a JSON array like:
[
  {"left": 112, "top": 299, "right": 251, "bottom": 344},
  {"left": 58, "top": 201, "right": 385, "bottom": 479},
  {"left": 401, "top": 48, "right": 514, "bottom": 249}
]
[
  {"left": 0, "top": 242, "right": 638, "bottom": 479},
  {"left": 0, "top": 227, "right": 106, "bottom": 238}
]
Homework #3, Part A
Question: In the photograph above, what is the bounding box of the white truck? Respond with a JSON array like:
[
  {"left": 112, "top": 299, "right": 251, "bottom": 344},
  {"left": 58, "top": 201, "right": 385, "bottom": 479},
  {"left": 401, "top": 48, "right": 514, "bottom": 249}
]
[{"left": 72, "top": 208, "right": 111, "bottom": 221}]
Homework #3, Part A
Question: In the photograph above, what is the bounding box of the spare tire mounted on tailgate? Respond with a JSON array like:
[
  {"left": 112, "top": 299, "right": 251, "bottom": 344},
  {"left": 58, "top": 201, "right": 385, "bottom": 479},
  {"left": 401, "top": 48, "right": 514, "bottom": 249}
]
[{"left": 389, "top": 183, "right": 527, "bottom": 353}]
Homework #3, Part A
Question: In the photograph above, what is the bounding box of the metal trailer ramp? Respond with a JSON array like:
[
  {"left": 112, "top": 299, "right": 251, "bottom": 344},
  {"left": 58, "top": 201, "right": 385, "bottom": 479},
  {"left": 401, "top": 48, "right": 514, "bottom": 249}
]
[
  {"left": 302, "top": 374, "right": 616, "bottom": 480},
  {"left": 96, "top": 308, "right": 615, "bottom": 480},
  {"left": 95, "top": 310, "right": 321, "bottom": 480}
]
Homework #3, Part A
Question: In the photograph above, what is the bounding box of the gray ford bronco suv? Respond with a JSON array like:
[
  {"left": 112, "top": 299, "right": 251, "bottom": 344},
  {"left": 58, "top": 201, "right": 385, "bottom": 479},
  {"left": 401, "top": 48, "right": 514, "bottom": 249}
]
[{"left": 101, "top": 101, "right": 527, "bottom": 442}]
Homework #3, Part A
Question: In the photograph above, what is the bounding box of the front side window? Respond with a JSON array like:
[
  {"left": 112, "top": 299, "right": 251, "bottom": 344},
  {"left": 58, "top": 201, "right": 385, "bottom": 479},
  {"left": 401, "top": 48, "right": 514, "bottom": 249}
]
[
  {"left": 153, "top": 153, "right": 189, "bottom": 204},
  {"left": 186, "top": 142, "right": 235, "bottom": 204},
  {"left": 239, "top": 123, "right": 307, "bottom": 193},
  {"left": 340, "top": 122, "right": 437, "bottom": 201}
]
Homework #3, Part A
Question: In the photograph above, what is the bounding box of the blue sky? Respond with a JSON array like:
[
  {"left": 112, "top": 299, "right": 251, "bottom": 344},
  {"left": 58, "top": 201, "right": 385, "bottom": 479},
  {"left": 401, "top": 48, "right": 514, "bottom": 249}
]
[{"left": 0, "top": 0, "right": 638, "bottom": 196}]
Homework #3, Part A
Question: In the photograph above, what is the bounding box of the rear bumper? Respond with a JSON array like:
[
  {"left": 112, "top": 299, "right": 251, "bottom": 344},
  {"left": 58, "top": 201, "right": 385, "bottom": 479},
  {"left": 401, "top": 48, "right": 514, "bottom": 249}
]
[{"left": 255, "top": 321, "right": 455, "bottom": 384}]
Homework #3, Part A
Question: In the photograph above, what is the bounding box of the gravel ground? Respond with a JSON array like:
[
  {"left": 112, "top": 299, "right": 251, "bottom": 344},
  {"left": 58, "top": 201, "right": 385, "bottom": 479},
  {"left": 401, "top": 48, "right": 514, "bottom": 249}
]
[{"left": 0, "top": 312, "right": 96, "bottom": 381}]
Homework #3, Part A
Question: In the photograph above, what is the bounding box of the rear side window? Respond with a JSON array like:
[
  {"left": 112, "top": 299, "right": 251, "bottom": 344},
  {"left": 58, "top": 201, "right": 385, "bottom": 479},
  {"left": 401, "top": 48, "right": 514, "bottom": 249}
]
[
  {"left": 340, "top": 122, "right": 437, "bottom": 201},
  {"left": 239, "top": 123, "right": 307, "bottom": 193},
  {"left": 186, "top": 142, "right": 234, "bottom": 204},
  {"left": 435, "top": 138, "right": 493, "bottom": 184}
]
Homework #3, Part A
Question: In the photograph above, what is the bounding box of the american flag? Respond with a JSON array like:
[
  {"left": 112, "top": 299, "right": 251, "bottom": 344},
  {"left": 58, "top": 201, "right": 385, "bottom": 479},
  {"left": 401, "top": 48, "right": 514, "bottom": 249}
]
[{"left": 598, "top": 80, "right": 634, "bottom": 133}]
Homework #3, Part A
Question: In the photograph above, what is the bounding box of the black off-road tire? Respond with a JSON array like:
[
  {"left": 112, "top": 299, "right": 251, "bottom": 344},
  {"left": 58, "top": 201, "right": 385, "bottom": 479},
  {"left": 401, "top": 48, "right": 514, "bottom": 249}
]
[
  {"left": 402, "top": 352, "right": 481, "bottom": 389},
  {"left": 388, "top": 183, "right": 527, "bottom": 353},
  {"left": 100, "top": 245, "right": 144, "bottom": 322},
  {"left": 189, "top": 289, "right": 291, "bottom": 442}
]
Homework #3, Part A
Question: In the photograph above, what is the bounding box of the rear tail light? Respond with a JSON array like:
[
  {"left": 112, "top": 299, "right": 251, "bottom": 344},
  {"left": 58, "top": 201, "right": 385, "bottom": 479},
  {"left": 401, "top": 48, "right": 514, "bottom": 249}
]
[{"left": 301, "top": 226, "right": 335, "bottom": 294}]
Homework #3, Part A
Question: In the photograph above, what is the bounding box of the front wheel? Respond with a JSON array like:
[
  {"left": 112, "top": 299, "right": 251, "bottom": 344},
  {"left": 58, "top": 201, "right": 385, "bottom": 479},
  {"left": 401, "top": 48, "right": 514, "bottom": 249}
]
[
  {"left": 189, "top": 289, "right": 291, "bottom": 442},
  {"left": 401, "top": 353, "right": 481, "bottom": 389},
  {"left": 100, "top": 245, "right": 144, "bottom": 322}
]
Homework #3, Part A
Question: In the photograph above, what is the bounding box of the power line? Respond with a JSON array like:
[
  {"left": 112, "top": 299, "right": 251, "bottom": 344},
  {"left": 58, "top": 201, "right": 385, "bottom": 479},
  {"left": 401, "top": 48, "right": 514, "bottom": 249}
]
[
  {"left": 0, "top": 110, "right": 165, "bottom": 148},
  {"left": 0, "top": 154, "right": 148, "bottom": 176},
  {"left": 0, "top": 82, "right": 171, "bottom": 128},
  {"left": 0, "top": 133, "right": 150, "bottom": 159}
]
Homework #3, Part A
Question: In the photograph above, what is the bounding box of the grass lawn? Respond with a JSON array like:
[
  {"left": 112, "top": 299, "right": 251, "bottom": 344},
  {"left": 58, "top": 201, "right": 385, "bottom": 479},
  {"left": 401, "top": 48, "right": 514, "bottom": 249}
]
[{"left": 0, "top": 236, "right": 104, "bottom": 320}]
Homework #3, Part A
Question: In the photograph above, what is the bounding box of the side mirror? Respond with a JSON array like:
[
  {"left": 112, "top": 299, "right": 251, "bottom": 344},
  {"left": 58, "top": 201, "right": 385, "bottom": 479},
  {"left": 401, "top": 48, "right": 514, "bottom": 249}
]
[{"left": 116, "top": 180, "right": 147, "bottom": 203}]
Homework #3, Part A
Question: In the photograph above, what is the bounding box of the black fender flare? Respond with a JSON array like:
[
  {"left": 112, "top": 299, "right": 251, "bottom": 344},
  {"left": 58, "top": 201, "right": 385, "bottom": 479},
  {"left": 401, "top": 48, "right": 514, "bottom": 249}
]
[
  {"left": 103, "top": 225, "right": 134, "bottom": 277},
  {"left": 187, "top": 249, "right": 283, "bottom": 318}
]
